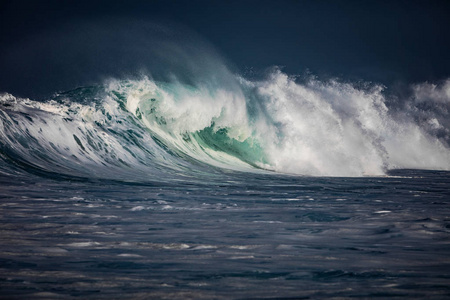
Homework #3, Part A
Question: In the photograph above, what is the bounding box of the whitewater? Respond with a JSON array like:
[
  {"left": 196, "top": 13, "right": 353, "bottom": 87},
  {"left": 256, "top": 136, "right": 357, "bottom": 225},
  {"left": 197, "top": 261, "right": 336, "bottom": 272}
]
[{"left": 1, "top": 25, "right": 450, "bottom": 298}]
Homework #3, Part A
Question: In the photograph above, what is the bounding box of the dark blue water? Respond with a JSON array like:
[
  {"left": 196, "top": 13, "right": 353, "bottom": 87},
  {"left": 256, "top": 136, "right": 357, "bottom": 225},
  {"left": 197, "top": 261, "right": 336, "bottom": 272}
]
[{"left": 1, "top": 169, "right": 449, "bottom": 299}]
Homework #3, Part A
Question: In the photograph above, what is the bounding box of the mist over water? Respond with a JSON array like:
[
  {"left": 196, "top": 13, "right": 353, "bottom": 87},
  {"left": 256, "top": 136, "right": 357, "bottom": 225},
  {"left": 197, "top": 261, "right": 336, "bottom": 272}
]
[{"left": 0, "top": 19, "right": 237, "bottom": 99}]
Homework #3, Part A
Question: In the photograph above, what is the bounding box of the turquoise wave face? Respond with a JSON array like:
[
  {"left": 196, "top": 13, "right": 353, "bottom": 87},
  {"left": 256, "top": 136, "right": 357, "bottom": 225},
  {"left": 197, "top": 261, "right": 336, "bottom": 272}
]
[
  {"left": 1, "top": 72, "right": 450, "bottom": 179},
  {"left": 193, "top": 125, "right": 267, "bottom": 169},
  {"left": 110, "top": 80, "right": 268, "bottom": 170}
]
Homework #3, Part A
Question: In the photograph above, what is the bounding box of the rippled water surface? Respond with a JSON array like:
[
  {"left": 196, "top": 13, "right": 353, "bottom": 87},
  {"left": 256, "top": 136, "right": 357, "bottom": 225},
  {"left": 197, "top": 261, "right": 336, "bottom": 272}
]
[{"left": 1, "top": 169, "right": 449, "bottom": 299}]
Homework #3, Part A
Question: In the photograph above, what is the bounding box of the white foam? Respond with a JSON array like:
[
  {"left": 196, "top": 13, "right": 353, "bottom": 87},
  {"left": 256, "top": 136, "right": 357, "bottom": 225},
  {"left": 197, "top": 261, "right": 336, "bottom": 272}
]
[
  {"left": 130, "top": 206, "right": 146, "bottom": 211},
  {"left": 117, "top": 253, "right": 143, "bottom": 257},
  {"left": 240, "top": 71, "right": 450, "bottom": 176},
  {"left": 66, "top": 242, "right": 101, "bottom": 247}
]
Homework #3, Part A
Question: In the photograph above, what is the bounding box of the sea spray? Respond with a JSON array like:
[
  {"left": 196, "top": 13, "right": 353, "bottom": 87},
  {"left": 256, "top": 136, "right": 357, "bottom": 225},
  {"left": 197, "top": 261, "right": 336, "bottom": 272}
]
[{"left": 240, "top": 71, "right": 450, "bottom": 175}]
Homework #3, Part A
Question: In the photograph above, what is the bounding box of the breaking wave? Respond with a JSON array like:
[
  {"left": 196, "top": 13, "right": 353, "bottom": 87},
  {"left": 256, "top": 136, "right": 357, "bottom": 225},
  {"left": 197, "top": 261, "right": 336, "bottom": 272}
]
[{"left": 1, "top": 71, "right": 449, "bottom": 179}]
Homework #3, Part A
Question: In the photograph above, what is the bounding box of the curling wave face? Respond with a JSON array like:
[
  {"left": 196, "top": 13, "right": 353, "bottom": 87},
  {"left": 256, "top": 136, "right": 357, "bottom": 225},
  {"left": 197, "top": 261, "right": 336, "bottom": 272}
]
[{"left": 1, "top": 71, "right": 450, "bottom": 180}]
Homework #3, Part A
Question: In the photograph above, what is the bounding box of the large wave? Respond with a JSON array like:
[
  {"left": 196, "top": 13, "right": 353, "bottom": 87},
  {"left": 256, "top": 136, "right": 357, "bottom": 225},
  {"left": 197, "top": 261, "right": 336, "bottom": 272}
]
[{"left": 1, "top": 71, "right": 449, "bottom": 179}]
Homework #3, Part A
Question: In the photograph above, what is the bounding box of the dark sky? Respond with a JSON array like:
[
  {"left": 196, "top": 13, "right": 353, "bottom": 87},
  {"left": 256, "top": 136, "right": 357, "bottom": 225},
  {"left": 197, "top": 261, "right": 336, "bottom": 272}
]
[{"left": 1, "top": 0, "right": 449, "bottom": 98}]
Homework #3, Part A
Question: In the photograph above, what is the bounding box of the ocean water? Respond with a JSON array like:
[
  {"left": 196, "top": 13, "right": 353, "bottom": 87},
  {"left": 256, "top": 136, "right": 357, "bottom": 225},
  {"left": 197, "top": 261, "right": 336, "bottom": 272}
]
[{"left": 1, "top": 72, "right": 450, "bottom": 299}]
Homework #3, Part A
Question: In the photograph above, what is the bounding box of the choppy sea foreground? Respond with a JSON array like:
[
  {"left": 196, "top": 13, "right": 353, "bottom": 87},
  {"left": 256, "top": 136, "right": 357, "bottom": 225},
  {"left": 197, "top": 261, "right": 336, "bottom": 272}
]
[{"left": 0, "top": 169, "right": 449, "bottom": 299}]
